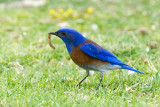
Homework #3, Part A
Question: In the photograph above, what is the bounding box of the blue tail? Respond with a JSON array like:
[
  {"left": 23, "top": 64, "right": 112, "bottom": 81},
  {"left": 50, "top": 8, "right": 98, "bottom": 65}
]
[{"left": 121, "top": 65, "right": 144, "bottom": 74}]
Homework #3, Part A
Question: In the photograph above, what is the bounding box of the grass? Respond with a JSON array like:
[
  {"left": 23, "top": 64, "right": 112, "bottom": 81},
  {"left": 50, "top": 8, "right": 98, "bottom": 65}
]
[{"left": 0, "top": 0, "right": 160, "bottom": 106}]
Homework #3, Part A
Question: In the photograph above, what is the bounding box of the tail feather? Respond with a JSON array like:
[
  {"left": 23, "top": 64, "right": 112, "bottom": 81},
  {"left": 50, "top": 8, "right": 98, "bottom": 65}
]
[{"left": 121, "top": 65, "right": 144, "bottom": 74}]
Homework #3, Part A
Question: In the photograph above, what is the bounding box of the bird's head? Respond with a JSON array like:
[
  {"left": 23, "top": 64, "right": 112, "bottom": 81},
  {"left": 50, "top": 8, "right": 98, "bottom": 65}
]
[{"left": 49, "top": 28, "right": 87, "bottom": 48}]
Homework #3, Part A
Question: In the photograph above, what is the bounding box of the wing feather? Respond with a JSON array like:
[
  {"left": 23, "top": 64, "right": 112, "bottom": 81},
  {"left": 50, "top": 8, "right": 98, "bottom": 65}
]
[{"left": 80, "top": 43, "right": 125, "bottom": 65}]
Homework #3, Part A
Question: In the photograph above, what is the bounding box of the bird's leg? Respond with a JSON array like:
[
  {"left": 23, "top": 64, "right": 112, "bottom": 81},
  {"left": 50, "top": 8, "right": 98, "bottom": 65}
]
[
  {"left": 76, "top": 70, "right": 89, "bottom": 87},
  {"left": 96, "top": 72, "right": 104, "bottom": 90}
]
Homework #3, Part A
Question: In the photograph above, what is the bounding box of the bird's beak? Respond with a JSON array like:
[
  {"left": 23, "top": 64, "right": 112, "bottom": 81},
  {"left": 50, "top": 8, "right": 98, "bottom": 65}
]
[{"left": 48, "top": 32, "right": 57, "bottom": 36}]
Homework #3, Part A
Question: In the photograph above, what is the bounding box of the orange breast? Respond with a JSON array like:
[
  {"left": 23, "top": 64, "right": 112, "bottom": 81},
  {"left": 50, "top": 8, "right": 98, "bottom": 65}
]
[{"left": 69, "top": 40, "right": 109, "bottom": 66}]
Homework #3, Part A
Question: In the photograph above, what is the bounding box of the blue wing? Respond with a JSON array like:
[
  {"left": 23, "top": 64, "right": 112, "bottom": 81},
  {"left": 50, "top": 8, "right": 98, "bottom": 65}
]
[
  {"left": 80, "top": 43, "right": 125, "bottom": 65},
  {"left": 80, "top": 43, "right": 144, "bottom": 74}
]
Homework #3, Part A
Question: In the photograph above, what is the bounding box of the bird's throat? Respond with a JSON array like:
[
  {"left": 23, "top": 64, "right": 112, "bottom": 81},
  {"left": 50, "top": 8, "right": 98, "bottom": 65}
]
[{"left": 63, "top": 34, "right": 87, "bottom": 54}]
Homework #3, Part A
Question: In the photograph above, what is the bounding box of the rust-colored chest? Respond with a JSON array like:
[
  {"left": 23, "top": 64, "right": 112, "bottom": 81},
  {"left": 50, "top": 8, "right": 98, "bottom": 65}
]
[{"left": 69, "top": 40, "right": 109, "bottom": 66}]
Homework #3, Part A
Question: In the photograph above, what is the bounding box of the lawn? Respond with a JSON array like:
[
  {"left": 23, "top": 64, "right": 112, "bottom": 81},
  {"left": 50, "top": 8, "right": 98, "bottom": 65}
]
[{"left": 0, "top": 0, "right": 160, "bottom": 106}]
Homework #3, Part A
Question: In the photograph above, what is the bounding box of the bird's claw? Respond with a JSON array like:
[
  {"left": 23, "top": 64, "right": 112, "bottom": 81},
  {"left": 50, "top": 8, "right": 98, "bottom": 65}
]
[
  {"left": 75, "top": 84, "right": 84, "bottom": 88},
  {"left": 96, "top": 84, "right": 104, "bottom": 90},
  {"left": 96, "top": 86, "right": 100, "bottom": 90}
]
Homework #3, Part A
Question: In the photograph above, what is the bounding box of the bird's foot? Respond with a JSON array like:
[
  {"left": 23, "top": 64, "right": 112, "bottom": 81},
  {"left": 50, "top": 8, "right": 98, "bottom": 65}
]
[
  {"left": 96, "top": 86, "right": 100, "bottom": 90},
  {"left": 96, "top": 84, "right": 104, "bottom": 90},
  {"left": 75, "top": 84, "right": 84, "bottom": 88}
]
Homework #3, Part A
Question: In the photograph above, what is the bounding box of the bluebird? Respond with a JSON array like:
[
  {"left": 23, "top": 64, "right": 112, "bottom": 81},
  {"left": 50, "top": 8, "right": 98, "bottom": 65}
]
[{"left": 48, "top": 28, "right": 144, "bottom": 90}]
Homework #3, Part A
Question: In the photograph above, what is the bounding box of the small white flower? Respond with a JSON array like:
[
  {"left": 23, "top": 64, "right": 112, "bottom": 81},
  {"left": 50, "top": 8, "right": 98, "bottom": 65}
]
[
  {"left": 146, "top": 47, "right": 149, "bottom": 52},
  {"left": 57, "top": 22, "right": 69, "bottom": 27},
  {"left": 128, "top": 71, "right": 135, "bottom": 75},
  {"left": 128, "top": 100, "right": 131, "bottom": 103},
  {"left": 151, "top": 25, "right": 156, "bottom": 30},
  {"left": 46, "top": 78, "right": 48, "bottom": 82},
  {"left": 91, "top": 24, "right": 98, "bottom": 30},
  {"left": 23, "top": 32, "right": 27, "bottom": 36},
  {"left": 126, "top": 86, "right": 133, "bottom": 92},
  {"left": 60, "top": 62, "right": 64, "bottom": 65}
]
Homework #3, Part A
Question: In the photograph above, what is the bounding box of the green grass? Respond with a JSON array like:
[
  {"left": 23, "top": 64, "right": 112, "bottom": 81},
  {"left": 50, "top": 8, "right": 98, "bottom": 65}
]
[{"left": 0, "top": 0, "right": 160, "bottom": 106}]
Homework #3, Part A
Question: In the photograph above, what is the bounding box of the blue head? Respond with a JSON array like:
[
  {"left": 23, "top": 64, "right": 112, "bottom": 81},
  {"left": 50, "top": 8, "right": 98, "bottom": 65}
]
[{"left": 49, "top": 28, "right": 87, "bottom": 53}]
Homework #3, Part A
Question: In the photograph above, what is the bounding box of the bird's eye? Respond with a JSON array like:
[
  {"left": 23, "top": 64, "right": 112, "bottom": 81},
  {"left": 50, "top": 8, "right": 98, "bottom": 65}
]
[{"left": 61, "top": 32, "right": 67, "bottom": 36}]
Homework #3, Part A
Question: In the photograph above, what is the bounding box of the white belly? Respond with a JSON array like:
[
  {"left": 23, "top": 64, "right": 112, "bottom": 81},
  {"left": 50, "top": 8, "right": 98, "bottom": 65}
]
[{"left": 79, "top": 64, "right": 122, "bottom": 72}]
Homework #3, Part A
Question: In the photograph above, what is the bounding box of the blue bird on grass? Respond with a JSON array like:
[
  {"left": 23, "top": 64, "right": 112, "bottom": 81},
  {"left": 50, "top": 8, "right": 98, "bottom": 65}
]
[{"left": 48, "top": 28, "right": 144, "bottom": 90}]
